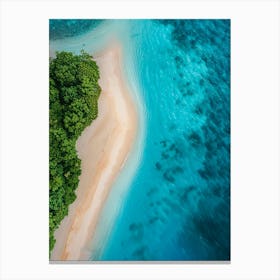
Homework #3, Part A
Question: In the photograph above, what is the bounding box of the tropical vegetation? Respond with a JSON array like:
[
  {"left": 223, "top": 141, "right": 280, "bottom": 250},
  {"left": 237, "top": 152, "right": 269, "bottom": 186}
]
[{"left": 49, "top": 51, "right": 101, "bottom": 254}]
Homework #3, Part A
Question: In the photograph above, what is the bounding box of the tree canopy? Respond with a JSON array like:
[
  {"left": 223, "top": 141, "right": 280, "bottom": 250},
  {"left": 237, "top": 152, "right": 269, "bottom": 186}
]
[{"left": 49, "top": 51, "right": 101, "bottom": 255}]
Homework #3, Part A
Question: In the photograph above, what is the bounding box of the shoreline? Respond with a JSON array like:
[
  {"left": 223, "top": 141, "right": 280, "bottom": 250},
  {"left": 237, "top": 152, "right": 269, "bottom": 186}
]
[{"left": 50, "top": 42, "right": 138, "bottom": 260}]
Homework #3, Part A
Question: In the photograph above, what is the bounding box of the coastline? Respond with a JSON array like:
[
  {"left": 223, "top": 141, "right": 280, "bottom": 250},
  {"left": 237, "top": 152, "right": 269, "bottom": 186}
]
[{"left": 50, "top": 42, "right": 138, "bottom": 260}]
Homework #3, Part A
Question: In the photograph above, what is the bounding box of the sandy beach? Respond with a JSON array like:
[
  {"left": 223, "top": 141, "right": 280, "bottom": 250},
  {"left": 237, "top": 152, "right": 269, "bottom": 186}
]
[{"left": 50, "top": 42, "right": 138, "bottom": 261}]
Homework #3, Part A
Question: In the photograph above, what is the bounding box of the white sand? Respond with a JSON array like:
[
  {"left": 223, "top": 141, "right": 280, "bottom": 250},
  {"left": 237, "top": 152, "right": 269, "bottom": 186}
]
[{"left": 50, "top": 42, "right": 138, "bottom": 261}]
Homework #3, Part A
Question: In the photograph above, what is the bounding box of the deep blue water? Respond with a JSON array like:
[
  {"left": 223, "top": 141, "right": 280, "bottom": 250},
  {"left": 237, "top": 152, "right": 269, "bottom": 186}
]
[{"left": 50, "top": 19, "right": 230, "bottom": 261}]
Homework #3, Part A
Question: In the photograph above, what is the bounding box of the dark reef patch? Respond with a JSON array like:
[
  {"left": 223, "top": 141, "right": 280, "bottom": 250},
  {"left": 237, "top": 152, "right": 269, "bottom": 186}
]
[
  {"left": 129, "top": 223, "right": 144, "bottom": 241},
  {"left": 188, "top": 131, "right": 202, "bottom": 148},
  {"left": 163, "top": 170, "right": 175, "bottom": 183},
  {"left": 179, "top": 185, "right": 196, "bottom": 203},
  {"left": 132, "top": 245, "right": 149, "bottom": 260}
]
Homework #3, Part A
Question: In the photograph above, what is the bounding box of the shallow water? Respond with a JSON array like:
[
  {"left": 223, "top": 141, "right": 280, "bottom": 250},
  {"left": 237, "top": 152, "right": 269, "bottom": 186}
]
[{"left": 49, "top": 19, "right": 230, "bottom": 261}]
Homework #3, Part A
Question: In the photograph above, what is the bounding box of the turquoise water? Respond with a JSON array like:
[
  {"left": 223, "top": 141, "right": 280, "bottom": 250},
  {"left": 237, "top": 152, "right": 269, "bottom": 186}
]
[
  {"left": 49, "top": 19, "right": 103, "bottom": 40},
  {"left": 50, "top": 19, "right": 230, "bottom": 261}
]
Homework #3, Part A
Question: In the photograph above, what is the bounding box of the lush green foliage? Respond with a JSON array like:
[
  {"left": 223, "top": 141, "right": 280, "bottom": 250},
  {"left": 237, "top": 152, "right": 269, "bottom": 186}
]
[{"left": 49, "top": 51, "right": 101, "bottom": 254}]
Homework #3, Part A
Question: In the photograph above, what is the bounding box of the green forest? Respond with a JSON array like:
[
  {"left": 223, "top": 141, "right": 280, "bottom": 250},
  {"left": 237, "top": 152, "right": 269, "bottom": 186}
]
[{"left": 49, "top": 51, "right": 101, "bottom": 254}]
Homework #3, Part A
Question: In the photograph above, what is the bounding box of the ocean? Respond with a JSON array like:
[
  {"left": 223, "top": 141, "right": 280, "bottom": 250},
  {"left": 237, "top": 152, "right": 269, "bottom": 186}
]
[{"left": 49, "top": 19, "right": 230, "bottom": 261}]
